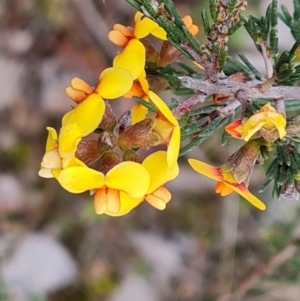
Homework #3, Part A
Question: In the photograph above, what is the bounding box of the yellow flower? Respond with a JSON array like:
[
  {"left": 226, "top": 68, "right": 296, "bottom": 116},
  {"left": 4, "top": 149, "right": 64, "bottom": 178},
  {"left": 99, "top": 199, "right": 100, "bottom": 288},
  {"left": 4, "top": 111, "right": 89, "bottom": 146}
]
[
  {"left": 226, "top": 103, "right": 286, "bottom": 142},
  {"left": 188, "top": 158, "right": 266, "bottom": 210},
  {"left": 65, "top": 67, "right": 133, "bottom": 103},
  {"left": 97, "top": 151, "right": 179, "bottom": 216},
  {"left": 109, "top": 13, "right": 150, "bottom": 79},
  {"left": 143, "top": 151, "right": 179, "bottom": 210},
  {"left": 93, "top": 161, "right": 150, "bottom": 216},
  {"left": 39, "top": 93, "right": 107, "bottom": 181},
  {"left": 134, "top": 12, "right": 198, "bottom": 40},
  {"left": 149, "top": 91, "right": 180, "bottom": 170},
  {"left": 63, "top": 68, "right": 133, "bottom": 137},
  {"left": 38, "top": 124, "right": 85, "bottom": 179}
]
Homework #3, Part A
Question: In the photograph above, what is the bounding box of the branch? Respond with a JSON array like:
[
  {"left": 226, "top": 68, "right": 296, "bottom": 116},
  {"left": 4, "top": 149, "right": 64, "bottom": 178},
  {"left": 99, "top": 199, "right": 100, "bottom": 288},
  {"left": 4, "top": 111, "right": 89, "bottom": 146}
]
[
  {"left": 172, "top": 91, "right": 206, "bottom": 115},
  {"left": 180, "top": 76, "right": 300, "bottom": 101}
]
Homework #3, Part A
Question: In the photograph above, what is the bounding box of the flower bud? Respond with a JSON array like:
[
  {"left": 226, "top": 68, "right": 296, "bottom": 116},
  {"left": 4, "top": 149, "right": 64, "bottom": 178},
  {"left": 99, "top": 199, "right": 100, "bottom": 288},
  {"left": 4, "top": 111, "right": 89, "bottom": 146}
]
[
  {"left": 98, "top": 101, "right": 117, "bottom": 131},
  {"left": 75, "top": 139, "right": 102, "bottom": 166},
  {"left": 99, "top": 151, "right": 120, "bottom": 174},
  {"left": 221, "top": 140, "right": 262, "bottom": 185},
  {"left": 158, "top": 41, "right": 183, "bottom": 66},
  {"left": 123, "top": 149, "right": 143, "bottom": 163},
  {"left": 118, "top": 118, "right": 162, "bottom": 149},
  {"left": 147, "top": 75, "right": 169, "bottom": 94},
  {"left": 98, "top": 132, "right": 117, "bottom": 154}
]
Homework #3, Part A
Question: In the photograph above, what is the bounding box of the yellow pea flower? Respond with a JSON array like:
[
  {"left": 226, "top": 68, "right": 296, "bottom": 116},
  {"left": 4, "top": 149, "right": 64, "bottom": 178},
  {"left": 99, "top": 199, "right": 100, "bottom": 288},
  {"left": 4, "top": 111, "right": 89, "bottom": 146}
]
[
  {"left": 38, "top": 123, "right": 84, "bottom": 179},
  {"left": 99, "top": 151, "right": 179, "bottom": 216},
  {"left": 65, "top": 67, "right": 133, "bottom": 103},
  {"left": 189, "top": 159, "right": 266, "bottom": 210},
  {"left": 226, "top": 103, "right": 286, "bottom": 142},
  {"left": 189, "top": 140, "right": 267, "bottom": 210},
  {"left": 93, "top": 161, "right": 150, "bottom": 216}
]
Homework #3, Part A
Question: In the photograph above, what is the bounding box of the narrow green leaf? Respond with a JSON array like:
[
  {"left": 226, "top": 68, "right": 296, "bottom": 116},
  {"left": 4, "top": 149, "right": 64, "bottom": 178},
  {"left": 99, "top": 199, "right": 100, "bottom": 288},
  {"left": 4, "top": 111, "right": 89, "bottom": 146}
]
[
  {"left": 294, "top": 0, "right": 300, "bottom": 20},
  {"left": 266, "top": 160, "right": 278, "bottom": 179},
  {"left": 269, "top": 0, "right": 278, "bottom": 59},
  {"left": 201, "top": 9, "right": 210, "bottom": 35},
  {"left": 260, "top": 16, "right": 269, "bottom": 41},
  {"left": 238, "top": 54, "right": 262, "bottom": 79},
  {"left": 209, "top": 0, "right": 217, "bottom": 22},
  {"left": 280, "top": 4, "right": 292, "bottom": 25},
  {"left": 133, "top": 96, "right": 156, "bottom": 112},
  {"left": 174, "top": 87, "right": 195, "bottom": 95},
  {"left": 259, "top": 178, "right": 273, "bottom": 193},
  {"left": 125, "top": 0, "right": 142, "bottom": 11}
]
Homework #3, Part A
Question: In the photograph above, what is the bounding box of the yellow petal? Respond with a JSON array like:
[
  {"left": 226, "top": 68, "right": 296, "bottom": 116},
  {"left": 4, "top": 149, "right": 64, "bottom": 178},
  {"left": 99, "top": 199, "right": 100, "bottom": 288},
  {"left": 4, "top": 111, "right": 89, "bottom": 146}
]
[
  {"left": 215, "top": 181, "right": 233, "bottom": 196},
  {"left": 131, "top": 103, "right": 148, "bottom": 125},
  {"left": 113, "top": 39, "right": 145, "bottom": 79},
  {"left": 182, "top": 15, "right": 193, "bottom": 28},
  {"left": 167, "top": 126, "right": 180, "bottom": 170},
  {"left": 45, "top": 127, "right": 58, "bottom": 151},
  {"left": 106, "top": 188, "right": 121, "bottom": 213},
  {"left": 94, "top": 187, "right": 108, "bottom": 214},
  {"left": 146, "top": 194, "right": 167, "bottom": 210},
  {"left": 151, "top": 26, "right": 167, "bottom": 40},
  {"left": 134, "top": 14, "right": 160, "bottom": 39},
  {"left": 106, "top": 161, "right": 150, "bottom": 198},
  {"left": 62, "top": 93, "right": 105, "bottom": 136},
  {"left": 227, "top": 182, "right": 266, "bottom": 210},
  {"left": 188, "top": 159, "right": 223, "bottom": 182},
  {"left": 143, "top": 151, "right": 179, "bottom": 194},
  {"left": 65, "top": 86, "right": 88, "bottom": 103},
  {"left": 104, "top": 192, "right": 144, "bottom": 216},
  {"left": 138, "top": 70, "right": 149, "bottom": 93},
  {"left": 96, "top": 67, "right": 133, "bottom": 99},
  {"left": 59, "top": 123, "right": 82, "bottom": 160},
  {"left": 149, "top": 91, "right": 178, "bottom": 126},
  {"left": 55, "top": 166, "right": 105, "bottom": 193},
  {"left": 243, "top": 117, "right": 266, "bottom": 141},
  {"left": 40, "top": 148, "right": 61, "bottom": 170},
  {"left": 71, "top": 77, "right": 94, "bottom": 94},
  {"left": 271, "top": 114, "right": 286, "bottom": 138},
  {"left": 145, "top": 186, "right": 171, "bottom": 210},
  {"left": 38, "top": 168, "right": 55, "bottom": 178}
]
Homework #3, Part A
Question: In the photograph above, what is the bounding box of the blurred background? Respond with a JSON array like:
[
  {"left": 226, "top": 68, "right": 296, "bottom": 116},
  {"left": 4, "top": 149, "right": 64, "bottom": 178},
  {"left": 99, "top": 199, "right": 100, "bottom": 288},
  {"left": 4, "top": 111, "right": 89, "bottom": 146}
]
[{"left": 1, "top": 0, "right": 300, "bottom": 300}]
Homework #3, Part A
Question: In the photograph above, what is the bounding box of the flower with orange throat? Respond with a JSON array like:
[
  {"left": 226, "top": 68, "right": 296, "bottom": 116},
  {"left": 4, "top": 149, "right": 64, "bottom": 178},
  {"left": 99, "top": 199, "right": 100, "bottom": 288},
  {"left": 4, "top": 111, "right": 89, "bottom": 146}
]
[
  {"left": 95, "top": 150, "right": 179, "bottom": 216},
  {"left": 225, "top": 103, "right": 286, "bottom": 142},
  {"left": 65, "top": 67, "right": 133, "bottom": 104},
  {"left": 188, "top": 140, "right": 267, "bottom": 210}
]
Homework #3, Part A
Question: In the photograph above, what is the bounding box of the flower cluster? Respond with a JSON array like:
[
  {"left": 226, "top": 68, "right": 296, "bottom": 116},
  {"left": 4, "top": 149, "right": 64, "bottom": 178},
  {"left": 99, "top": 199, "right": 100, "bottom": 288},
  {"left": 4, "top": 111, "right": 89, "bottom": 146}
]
[
  {"left": 39, "top": 11, "right": 186, "bottom": 216},
  {"left": 39, "top": 3, "right": 290, "bottom": 216}
]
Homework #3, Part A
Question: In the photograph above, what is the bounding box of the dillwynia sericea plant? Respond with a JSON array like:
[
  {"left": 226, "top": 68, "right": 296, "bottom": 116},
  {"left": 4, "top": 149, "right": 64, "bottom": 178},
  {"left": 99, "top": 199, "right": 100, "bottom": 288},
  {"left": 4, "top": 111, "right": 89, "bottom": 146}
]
[{"left": 39, "top": 0, "right": 300, "bottom": 216}]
